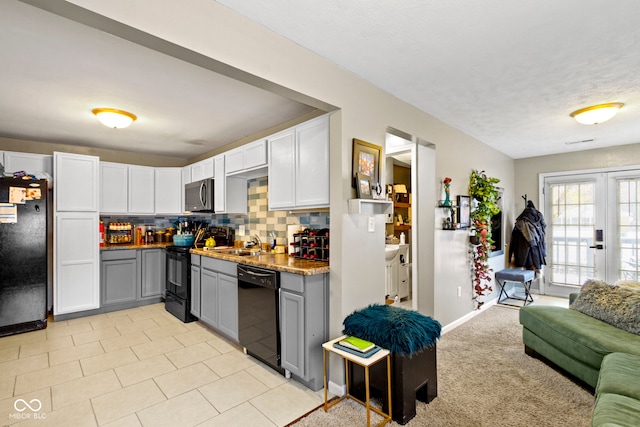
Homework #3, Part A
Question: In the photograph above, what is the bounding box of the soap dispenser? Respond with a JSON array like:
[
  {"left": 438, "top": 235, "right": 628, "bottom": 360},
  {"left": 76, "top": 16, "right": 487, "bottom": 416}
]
[{"left": 400, "top": 232, "right": 405, "bottom": 245}]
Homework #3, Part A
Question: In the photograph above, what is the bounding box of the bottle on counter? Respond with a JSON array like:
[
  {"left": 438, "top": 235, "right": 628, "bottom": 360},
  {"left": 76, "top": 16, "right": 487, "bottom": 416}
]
[{"left": 400, "top": 232, "right": 405, "bottom": 245}]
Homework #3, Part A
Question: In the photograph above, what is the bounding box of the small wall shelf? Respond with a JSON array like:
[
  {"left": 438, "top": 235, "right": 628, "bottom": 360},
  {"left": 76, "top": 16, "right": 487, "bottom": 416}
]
[{"left": 348, "top": 199, "right": 393, "bottom": 215}]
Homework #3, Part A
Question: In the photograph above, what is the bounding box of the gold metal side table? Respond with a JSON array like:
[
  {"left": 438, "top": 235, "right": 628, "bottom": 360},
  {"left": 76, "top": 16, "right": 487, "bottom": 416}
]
[{"left": 322, "top": 335, "right": 392, "bottom": 427}]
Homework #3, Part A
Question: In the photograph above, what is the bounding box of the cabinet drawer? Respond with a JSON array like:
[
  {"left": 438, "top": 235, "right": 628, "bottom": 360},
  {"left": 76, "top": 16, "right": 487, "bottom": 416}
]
[
  {"left": 101, "top": 249, "right": 137, "bottom": 261},
  {"left": 201, "top": 257, "right": 236, "bottom": 276},
  {"left": 191, "top": 254, "right": 201, "bottom": 266},
  {"left": 281, "top": 272, "right": 304, "bottom": 293}
]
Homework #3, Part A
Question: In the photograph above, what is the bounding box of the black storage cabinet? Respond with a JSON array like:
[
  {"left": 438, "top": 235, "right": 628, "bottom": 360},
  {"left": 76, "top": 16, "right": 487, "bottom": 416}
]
[{"left": 347, "top": 344, "right": 437, "bottom": 425}]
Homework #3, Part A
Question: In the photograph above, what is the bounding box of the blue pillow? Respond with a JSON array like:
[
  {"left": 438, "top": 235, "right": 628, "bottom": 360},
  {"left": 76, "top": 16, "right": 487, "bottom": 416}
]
[{"left": 342, "top": 304, "right": 441, "bottom": 356}]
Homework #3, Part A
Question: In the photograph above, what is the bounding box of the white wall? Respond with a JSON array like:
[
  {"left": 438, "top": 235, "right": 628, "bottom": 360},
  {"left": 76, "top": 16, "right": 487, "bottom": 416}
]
[{"left": 56, "top": 1, "right": 515, "bottom": 332}]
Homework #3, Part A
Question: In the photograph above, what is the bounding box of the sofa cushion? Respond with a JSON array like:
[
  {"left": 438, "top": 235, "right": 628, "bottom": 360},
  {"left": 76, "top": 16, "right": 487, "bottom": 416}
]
[
  {"left": 571, "top": 280, "right": 640, "bottom": 335},
  {"left": 591, "top": 393, "right": 640, "bottom": 427},
  {"left": 596, "top": 353, "right": 640, "bottom": 401},
  {"left": 613, "top": 279, "right": 640, "bottom": 290},
  {"left": 520, "top": 306, "right": 640, "bottom": 370}
]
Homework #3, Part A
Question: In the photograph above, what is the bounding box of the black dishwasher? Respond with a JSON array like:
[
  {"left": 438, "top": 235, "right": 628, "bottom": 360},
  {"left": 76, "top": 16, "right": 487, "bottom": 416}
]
[{"left": 237, "top": 264, "right": 283, "bottom": 374}]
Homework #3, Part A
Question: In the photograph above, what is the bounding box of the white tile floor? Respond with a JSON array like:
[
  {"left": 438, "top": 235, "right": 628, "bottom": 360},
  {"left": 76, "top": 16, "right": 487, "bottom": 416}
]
[{"left": 0, "top": 304, "right": 323, "bottom": 426}]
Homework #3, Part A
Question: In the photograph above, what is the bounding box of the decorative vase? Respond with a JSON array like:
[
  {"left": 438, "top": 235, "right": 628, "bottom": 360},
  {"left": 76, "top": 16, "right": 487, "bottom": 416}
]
[{"left": 442, "top": 177, "right": 452, "bottom": 206}]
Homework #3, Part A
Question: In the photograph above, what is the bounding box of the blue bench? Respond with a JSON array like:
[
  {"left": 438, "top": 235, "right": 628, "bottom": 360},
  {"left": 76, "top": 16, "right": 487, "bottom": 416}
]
[{"left": 495, "top": 268, "right": 535, "bottom": 306}]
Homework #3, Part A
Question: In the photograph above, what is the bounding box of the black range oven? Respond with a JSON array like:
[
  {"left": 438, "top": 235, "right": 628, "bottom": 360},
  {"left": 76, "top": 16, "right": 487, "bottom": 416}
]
[{"left": 165, "top": 246, "right": 197, "bottom": 323}]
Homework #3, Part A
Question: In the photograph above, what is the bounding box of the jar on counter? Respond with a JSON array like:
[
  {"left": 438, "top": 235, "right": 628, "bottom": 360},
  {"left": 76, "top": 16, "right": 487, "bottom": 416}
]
[{"left": 155, "top": 230, "right": 165, "bottom": 243}]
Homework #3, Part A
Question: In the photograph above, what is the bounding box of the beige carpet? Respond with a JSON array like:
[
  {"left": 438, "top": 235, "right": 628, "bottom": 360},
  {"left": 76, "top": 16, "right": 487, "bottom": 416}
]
[{"left": 290, "top": 305, "right": 594, "bottom": 426}]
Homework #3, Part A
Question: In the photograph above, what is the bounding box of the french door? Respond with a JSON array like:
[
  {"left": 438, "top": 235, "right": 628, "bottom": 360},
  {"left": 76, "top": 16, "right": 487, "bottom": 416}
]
[{"left": 542, "top": 169, "right": 640, "bottom": 297}]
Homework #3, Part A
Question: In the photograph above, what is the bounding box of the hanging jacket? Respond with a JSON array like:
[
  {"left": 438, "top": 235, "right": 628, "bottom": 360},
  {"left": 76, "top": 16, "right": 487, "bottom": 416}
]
[{"left": 509, "top": 201, "right": 547, "bottom": 270}]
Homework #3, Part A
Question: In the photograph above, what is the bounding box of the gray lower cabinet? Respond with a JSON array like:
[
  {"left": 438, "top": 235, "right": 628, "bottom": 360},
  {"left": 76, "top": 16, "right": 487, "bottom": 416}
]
[
  {"left": 100, "top": 248, "right": 165, "bottom": 312},
  {"left": 140, "top": 248, "right": 165, "bottom": 299},
  {"left": 217, "top": 273, "right": 238, "bottom": 339},
  {"left": 101, "top": 250, "right": 139, "bottom": 306},
  {"left": 280, "top": 271, "right": 329, "bottom": 391},
  {"left": 192, "top": 255, "right": 238, "bottom": 342},
  {"left": 200, "top": 267, "right": 219, "bottom": 328}
]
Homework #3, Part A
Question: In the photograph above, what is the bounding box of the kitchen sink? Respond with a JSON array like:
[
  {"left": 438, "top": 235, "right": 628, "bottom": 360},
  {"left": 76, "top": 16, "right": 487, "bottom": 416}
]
[
  {"left": 385, "top": 244, "right": 400, "bottom": 261},
  {"left": 218, "top": 248, "right": 263, "bottom": 256}
]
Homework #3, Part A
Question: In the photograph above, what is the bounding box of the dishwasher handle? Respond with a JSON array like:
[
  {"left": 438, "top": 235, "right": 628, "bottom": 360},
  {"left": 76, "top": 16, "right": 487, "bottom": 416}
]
[{"left": 237, "top": 264, "right": 278, "bottom": 289}]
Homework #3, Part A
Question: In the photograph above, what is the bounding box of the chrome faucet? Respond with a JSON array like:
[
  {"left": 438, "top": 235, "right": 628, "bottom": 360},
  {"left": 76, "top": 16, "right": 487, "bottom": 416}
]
[{"left": 246, "top": 234, "right": 262, "bottom": 249}]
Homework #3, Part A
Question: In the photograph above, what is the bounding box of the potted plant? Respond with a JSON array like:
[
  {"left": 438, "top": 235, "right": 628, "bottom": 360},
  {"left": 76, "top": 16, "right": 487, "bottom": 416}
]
[{"left": 468, "top": 170, "right": 500, "bottom": 309}]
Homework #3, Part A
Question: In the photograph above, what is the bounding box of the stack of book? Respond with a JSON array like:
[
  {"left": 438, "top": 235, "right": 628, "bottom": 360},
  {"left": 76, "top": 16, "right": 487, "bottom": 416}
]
[{"left": 333, "top": 336, "right": 382, "bottom": 358}]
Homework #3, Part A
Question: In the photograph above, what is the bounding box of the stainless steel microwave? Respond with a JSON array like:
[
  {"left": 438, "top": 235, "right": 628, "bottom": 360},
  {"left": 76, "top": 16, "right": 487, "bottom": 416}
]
[{"left": 185, "top": 179, "right": 214, "bottom": 212}]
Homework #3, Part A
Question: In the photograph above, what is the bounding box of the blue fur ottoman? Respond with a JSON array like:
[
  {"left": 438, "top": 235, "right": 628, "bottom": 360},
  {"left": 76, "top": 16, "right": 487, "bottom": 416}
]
[{"left": 342, "top": 304, "right": 441, "bottom": 425}]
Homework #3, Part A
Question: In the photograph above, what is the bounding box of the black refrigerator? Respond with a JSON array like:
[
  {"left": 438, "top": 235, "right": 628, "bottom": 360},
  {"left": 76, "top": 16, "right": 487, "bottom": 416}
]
[{"left": 0, "top": 178, "right": 49, "bottom": 337}]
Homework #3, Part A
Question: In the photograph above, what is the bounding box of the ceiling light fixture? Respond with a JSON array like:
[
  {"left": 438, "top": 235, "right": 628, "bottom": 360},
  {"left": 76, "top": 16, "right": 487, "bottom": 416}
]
[
  {"left": 570, "top": 102, "right": 624, "bottom": 125},
  {"left": 92, "top": 108, "right": 137, "bottom": 129}
]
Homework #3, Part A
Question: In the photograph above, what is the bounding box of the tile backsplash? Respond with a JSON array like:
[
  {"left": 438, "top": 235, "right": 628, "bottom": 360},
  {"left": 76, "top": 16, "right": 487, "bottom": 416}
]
[{"left": 102, "top": 177, "right": 329, "bottom": 246}]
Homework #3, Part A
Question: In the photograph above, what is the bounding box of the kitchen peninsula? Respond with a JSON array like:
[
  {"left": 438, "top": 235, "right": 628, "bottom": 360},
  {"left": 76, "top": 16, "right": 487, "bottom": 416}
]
[
  {"left": 190, "top": 247, "right": 329, "bottom": 391},
  {"left": 190, "top": 248, "right": 330, "bottom": 275}
]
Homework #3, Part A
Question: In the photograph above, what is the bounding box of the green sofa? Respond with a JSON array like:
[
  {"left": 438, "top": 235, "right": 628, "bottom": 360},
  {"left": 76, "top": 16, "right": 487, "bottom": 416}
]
[{"left": 519, "top": 283, "right": 640, "bottom": 426}]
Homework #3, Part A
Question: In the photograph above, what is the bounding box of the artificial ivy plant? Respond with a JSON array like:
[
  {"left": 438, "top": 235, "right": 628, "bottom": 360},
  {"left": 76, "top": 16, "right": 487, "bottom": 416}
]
[{"left": 468, "top": 170, "right": 501, "bottom": 309}]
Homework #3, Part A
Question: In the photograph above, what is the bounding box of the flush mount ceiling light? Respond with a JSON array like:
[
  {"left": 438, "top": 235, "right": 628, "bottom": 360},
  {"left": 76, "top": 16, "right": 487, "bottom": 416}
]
[
  {"left": 570, "top": 102, "right": 624, "bottom": 125},
  {"left": 92, "top": 108, "right": 137, "bottom": 129}
]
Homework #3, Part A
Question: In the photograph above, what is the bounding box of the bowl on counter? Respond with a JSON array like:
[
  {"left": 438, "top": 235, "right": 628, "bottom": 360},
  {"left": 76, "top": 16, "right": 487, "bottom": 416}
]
[{"left": 172, "top": 234, "right": 195, "bottom": 247}]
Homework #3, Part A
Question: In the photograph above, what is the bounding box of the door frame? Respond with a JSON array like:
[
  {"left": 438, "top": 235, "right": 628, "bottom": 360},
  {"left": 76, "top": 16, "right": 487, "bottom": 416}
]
[{"left": 539, "top": 164, "right": 640, "bottom": 295}]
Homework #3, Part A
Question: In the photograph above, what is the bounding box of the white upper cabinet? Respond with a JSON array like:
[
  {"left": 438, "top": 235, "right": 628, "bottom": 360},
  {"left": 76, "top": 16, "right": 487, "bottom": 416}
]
[
  {"left": 214, "top": 155, "right": 225, "bottom": 213},
  {"left": 295, "top": 116, "right": 330, "bottom": 208},
  {"left": 226, "top": 139, "right": 268, "bottom": 176},
  {"left": 182, "top": 165, "right": 191, "bottom": 186},
  {"left": 191, "top": 157, "right": 214, "bottom": 183},
  {"left": 100, "top": 162, "right": 128, "bottom": 213},
  {"left": 244, "top": 139, "right": 268, "bottom": 170},
  {"left": 268, "top": 115, "right": 329, "bottom": 210},
  {"left": 54, "top": 152, "right": 99, "bottom": 212},
  {"left": 128, "top": 166, "right": 155, "bottom": 214},
  {"left": 225, "top": 148, "right": 244, "bottom": 175},
  {"left": 3, "top": 151, "right": 53, "bottom": 177},
  {"left": 155, "top": 168, "right": 182, "bottom": 214},
  {"left": 213, "top": 154, "right": 247, "bottom": 214},
  {"left": 268, "top": 129, "right": 296, "bottom": 210}
]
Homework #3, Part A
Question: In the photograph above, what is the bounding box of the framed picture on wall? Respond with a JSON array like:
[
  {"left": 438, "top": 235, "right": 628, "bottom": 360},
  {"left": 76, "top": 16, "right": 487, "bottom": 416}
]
[
  {"left": 355, "top": 173, "right": 372, "bottom": 199},
  {"left": 352, "top": 138, "right": 382, "bottom": 188},
  {"left": 457, "top": 195, "right": 470, "bottom": 229}
]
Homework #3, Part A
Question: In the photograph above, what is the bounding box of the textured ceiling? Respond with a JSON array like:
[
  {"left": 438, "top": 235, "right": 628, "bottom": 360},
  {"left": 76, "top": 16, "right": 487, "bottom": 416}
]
[
  {"left": 217, "top": 0, "right": 640, "bottom": 159},
  {"left": 0, "top": 1, "right": 316, "bottom": 159}
]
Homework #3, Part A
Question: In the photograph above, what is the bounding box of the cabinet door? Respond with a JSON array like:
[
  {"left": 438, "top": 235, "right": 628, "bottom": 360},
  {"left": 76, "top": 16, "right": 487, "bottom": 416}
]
[
  {"left": 101, "top": 258, "right": 138, "bottom": 305},
  {"left": 100, "top": 162, "right": 128, "bottom": 213},
  {"left": 155, "top": 168, "right": 182, "bottom": 214},
  {"left": 54, "top": 152, "right": 99, "bottom": 212},
  {"left": 225, "top": 148, "right": 244, "bottom": 175},
  {"left": 268, "top": 129, "right": 296, "bottom": 210},
  {"left": 4, "top": 151, "right": 52, "bottom": 176},
  {"left": 217, "top": 274, "right": 238, "bottom": 341},
  {"left": 214, "top": 155, "right": 225, "bottom": 213},
  {"left": 54, "top": 212, "right": 99, "bottom": 315},
  {"left": 182, "top": 166, "right": 191, "bottom": 184},
  {"left": 244, "top": 139, "right": 267, "bottom": 170},
  {"left": 200, "top": 268, "right": 218, "bottom": 328},
  {"left": 280, "top": 290, "right": 305, "bottom": 376},
  {"left": 128, "top": 166, "right": 155, "bottom": 214},
  {"left": 295, "top": 116, "right": 329, "bottom": 208},
  {"left": 140, "top": 249, "right": 164, "bottom": 299},
  {"left": 191, "top": 265, "right": 201, "bottom": 318}
]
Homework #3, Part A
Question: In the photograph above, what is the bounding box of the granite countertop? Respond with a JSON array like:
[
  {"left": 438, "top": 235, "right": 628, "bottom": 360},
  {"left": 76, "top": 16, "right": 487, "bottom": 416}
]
[
  {"left": 190, "top": 248, "right": 330, "bottom": 276},
  {"left": 100, "top": 242, "right": 174, "bottom": 251}
]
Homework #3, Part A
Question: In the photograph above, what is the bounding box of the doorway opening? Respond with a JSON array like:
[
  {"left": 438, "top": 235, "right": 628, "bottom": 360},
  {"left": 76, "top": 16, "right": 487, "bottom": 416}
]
[{"left": 384, "top": 127, "right": 436, "bottom": 314}]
